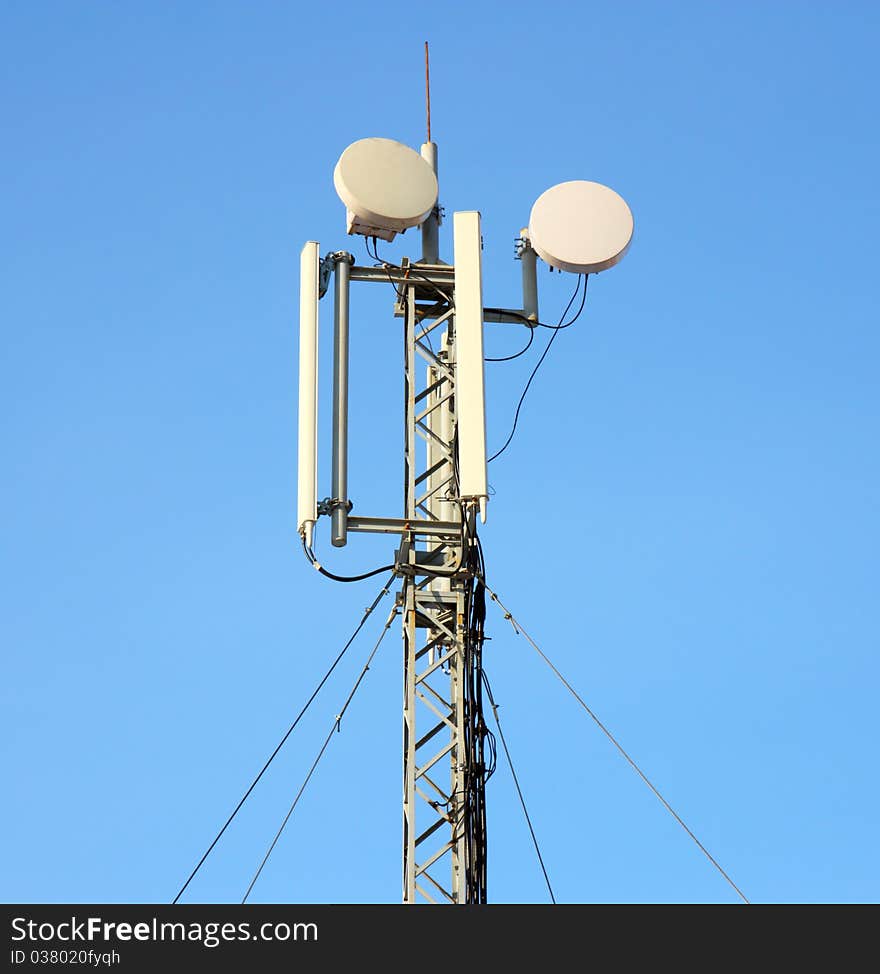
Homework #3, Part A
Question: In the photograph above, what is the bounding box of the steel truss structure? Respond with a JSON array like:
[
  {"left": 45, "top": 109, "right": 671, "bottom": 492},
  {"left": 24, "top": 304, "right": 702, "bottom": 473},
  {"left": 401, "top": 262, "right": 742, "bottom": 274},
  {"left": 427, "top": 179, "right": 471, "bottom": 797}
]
[{"left": 396, "top": 268, "right": 477, "bottom": 904}]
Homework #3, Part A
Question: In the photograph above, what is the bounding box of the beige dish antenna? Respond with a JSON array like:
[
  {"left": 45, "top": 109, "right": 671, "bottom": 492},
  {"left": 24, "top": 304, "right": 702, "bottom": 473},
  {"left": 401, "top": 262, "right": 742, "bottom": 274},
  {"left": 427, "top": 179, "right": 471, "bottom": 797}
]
[
  {"left": 333, "top": 137, "right": 439, "bottom": 242},
  {"left": 528, "top": 180, "right": 633, "bottom": 274}
]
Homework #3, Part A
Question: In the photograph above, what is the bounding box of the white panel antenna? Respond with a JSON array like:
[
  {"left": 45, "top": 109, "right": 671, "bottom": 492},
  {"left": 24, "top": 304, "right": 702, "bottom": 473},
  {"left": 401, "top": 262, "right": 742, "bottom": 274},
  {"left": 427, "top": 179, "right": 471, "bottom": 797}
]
[
  {"left": 453, "top": 211, "right": 489, "bottom": 522},
  {"left": 528, "top": 180, "right": 633, "bottom": 274},
  {"left": 297, "top": 241, "right": 320, "bottom": 548},
  {"left": 334, "top": 137, "right": 438, "bottom": 242}
]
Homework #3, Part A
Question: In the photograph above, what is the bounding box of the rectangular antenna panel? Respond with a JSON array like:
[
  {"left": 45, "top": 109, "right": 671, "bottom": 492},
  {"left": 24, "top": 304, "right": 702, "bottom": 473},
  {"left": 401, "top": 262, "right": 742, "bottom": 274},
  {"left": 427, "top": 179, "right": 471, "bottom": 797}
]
[
  {"left": 297, "top": 241, "right": 320, "bottom": 547},
  {"left": 453, "top": 211, "right": 488, "bottom": 521}
]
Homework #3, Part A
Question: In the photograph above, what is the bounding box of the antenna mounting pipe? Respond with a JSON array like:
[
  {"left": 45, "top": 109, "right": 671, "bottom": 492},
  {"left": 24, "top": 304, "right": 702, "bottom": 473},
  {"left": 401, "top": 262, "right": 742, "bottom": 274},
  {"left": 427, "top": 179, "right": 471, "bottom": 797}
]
[
  {"left": 518, "top": 229, "right": 539, "bottom": 322},
  {"left": 331, "top": 252, "right": 354, "bottom": 547},
  {"left": 420, "top": 142, "right": 440, "bottom": 263}
]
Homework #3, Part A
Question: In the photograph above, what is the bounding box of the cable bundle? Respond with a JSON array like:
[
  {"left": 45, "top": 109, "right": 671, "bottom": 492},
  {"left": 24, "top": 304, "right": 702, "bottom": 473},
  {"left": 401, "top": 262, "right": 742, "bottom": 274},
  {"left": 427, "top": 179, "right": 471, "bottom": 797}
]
[{"left": 460, "top": 528, "right": 496, "bottom": 903}]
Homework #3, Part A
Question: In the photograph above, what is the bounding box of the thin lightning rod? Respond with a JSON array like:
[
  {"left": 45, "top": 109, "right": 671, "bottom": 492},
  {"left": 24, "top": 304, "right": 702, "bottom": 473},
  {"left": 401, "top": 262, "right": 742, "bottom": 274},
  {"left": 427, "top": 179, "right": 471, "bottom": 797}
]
[
  {"left": 425, "top": 41, "right": 431, "bottom": 143},
  {"left": 420, "top": 42, "right": 439, "bottom": 264}
]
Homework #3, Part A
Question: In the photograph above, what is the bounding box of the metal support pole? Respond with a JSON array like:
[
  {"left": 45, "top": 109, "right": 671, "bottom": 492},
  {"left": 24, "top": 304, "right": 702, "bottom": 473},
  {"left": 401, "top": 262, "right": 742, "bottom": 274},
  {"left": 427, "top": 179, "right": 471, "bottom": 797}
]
[
  {"left": 519, "top": 229, "right": 539, "bottom": 322},
  {"left": 420, "top": 142, "right": 440, "bottom": 264},
  {"left": 331, "top": 252, "right": 354, "bottom": 546}
]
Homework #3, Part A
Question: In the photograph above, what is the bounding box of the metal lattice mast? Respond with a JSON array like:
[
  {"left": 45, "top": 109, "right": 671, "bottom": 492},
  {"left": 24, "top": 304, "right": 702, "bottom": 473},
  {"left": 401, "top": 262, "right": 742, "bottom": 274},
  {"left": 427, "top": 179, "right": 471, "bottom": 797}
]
[{"left": 399, "top": 268, "right": 475, "bottom": 903}]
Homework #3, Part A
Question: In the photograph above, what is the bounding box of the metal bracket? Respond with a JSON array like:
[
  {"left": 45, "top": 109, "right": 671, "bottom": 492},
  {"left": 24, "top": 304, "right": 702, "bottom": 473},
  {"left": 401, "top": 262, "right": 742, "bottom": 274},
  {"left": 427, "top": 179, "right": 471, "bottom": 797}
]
[
  {"left": 483, "top": 308, "right": 531, "bottom": 324},
  {"left": 395, "top": 538, "right": 413, "bottom": 576},
  {"left": 320, "top": 250, "right": 356, "bottom": 300},
  {"left": 317, "top": 496, "right": 353, "bottom": 517},
  {"left": 319, "top": 254, "right": 334, "bottom": 298},
  {"left": 514, "top": 234, "right": 532, "bottom": 260}
]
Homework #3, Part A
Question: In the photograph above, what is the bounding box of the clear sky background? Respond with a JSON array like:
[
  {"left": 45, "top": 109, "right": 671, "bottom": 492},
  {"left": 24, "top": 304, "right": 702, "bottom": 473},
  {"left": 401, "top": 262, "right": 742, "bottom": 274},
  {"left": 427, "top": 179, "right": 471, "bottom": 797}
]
[{"left": 3, "top": 2, "right": 878, "bottom": 905}]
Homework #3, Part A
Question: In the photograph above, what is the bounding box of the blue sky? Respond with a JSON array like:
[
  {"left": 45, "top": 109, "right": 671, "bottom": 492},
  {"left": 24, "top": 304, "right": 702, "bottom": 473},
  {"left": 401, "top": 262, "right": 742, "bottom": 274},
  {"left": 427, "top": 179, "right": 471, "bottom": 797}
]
[{"left": 3, "top": 2, "right": 878, "bottom": 904}]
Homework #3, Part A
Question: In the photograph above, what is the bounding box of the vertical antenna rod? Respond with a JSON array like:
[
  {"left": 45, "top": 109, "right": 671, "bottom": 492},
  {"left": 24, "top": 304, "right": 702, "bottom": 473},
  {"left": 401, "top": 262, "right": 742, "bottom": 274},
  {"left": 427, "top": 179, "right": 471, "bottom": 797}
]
[
  {"left": 425, "top": 41, "right": 432, "bottom": 143},
  {"left": 421, "top": 42, "right": 440, "bottom": 264}
]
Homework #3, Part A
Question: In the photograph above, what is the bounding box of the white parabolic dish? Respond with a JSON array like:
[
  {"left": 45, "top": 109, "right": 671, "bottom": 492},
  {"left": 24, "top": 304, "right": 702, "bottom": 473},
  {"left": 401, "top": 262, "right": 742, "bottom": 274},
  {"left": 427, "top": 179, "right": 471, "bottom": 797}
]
[
  {"left": 528, "top": 180, "right": 633, "bottom": 274},
  {"left": 333, "top": 138, "right": 438, "bottom": 234}
]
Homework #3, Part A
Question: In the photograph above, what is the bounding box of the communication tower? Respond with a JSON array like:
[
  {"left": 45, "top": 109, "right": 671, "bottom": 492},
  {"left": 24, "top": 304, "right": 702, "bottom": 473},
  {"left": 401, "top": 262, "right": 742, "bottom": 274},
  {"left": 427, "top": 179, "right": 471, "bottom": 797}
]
[{"left": 296, "top": 47, "right": 632, "bottom": 903}]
